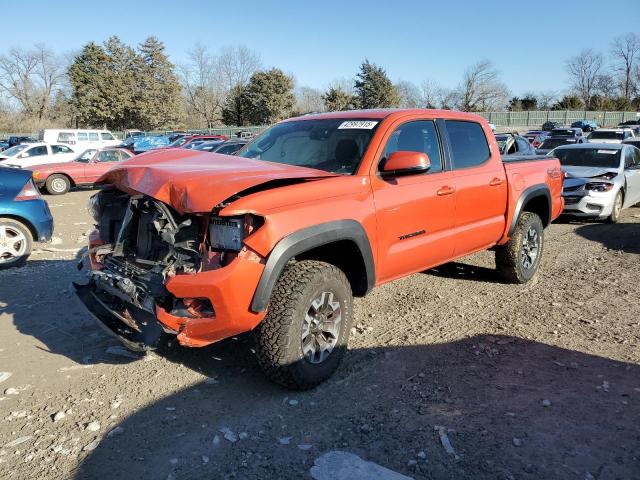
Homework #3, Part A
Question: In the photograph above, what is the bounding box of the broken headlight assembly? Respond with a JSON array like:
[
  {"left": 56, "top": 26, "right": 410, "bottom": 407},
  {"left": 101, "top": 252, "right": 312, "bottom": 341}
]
[
  {"left": 585, "top": 182, "right": 614, "bottom": 192},
  {"left": 207, "top": 214, "right": 264, "bottom": 252}
]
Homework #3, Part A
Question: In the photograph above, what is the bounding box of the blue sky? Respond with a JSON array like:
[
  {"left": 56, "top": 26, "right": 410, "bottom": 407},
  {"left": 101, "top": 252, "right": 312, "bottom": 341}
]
[{"left": 3, "top": 0, "right": 639, "bottom": 96}]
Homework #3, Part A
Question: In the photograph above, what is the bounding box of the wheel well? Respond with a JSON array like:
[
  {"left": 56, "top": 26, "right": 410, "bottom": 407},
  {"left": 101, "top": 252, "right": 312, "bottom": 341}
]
[
  {"left": 296, "top": 240, "right": 369, "bottom": 297},
  {"left": 0, "top": 215, "right": 36, "bottom": 240},
  {"left": 48, "top": 173, "right": 75, "bottom": 187},
  {"left": 522, "top": 195, "right": 550, "bottom": 227}
]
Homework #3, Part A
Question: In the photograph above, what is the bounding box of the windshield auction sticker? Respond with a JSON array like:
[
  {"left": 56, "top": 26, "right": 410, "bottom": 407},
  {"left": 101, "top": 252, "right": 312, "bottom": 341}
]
[
  {"left": 338, "top": 120, "right": 378, "bottom": 129},
  {"left": 597, "top": 150, "right": 618, "bottom": 154}
]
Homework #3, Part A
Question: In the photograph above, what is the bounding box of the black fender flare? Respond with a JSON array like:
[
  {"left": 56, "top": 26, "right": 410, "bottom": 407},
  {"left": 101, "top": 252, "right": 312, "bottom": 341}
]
[
  {"left": 251, "top": 220, "right": 375, "bottom": 312},
  {"left": 508, "top": 184, "right": 551, "bottom": 236}
]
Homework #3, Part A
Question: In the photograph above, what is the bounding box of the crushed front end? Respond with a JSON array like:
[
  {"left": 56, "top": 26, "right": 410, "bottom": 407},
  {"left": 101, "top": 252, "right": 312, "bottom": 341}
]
[{"left": 74, "top": 188, "right": 266, "bottom": 351}]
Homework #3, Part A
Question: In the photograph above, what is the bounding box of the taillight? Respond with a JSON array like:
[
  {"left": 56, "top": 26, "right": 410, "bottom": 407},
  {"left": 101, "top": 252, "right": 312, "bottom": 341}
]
[{"left": 15, "top": 180, "right": 41, "bottom": 201}]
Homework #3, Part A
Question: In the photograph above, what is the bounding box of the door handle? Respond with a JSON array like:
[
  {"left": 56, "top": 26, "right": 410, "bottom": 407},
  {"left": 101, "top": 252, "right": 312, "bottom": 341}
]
[
  {"left": 437, "top": 186, "right": 456, "bottom": 196},
  {"left": 489, "top": 177, "right": 504, "bottom": 186}
]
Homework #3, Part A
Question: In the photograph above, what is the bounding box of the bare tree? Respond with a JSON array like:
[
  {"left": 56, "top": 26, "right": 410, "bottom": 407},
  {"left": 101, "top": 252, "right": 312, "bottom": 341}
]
[
  {"left": 419, "top": 78, "right": 456, "bottom": 109},
  {"left": 537, "top": 90, "right": 559, "bottom": 110},
  {"left": 566, "top": 49, "right": 603, "bottom": 109},
  {"left": 0, "top": 44, "right": 64, "bottom": 121},
  {"left": 295, "top": 86, "right": 324, "bottom": 113},
  {"left": 395, "top": 80, "right": 421, "bottom": 108},
  {"left": 611, "top": 33, "right": 640, "bottom": 101},
  {"left": 456, "top": 60, "right": 509, "bottom": 111},
  {"left": 217, "top": 45, "right": 261, "bottom": 91},
  {"left": 179, "top": 43, "right": 223, "bottom": 127}
]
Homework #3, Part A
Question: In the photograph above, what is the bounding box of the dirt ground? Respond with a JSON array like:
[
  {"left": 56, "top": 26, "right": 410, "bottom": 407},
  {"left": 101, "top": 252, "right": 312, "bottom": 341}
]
[{"left": 0, "top": 189, "right": 639, "bottom": 480}]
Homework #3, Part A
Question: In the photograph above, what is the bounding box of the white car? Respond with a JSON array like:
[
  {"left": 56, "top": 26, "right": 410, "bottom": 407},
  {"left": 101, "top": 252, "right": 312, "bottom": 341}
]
[
  {"left": 587, "top": 129, "right": 635, "bottom": 144},
  {"left": 0, "top": 143, "right": 77, "bottom": 168},
  {"left": 39, "top": 129, "right": 120, "bottom": 151}
]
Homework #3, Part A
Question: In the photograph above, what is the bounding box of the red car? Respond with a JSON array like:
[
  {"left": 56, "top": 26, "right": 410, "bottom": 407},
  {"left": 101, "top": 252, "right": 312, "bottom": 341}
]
[
  {"left": 29, "top": 148, "right": 134, "bottom": 195},
  {"left": 169, "top": 135, "right": 228, "bottom": 149}
]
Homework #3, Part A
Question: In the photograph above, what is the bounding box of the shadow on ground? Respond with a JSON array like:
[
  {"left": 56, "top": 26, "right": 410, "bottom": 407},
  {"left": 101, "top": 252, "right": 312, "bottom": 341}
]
[
  {"left": 575, "top": 222, "right": 640, "bottom": 254},
  {"left": 71, "top": 336, "right": 640, "bottom": 480},
  {"left": 426, "top": 261, "right": 507, "bottom": 284}
]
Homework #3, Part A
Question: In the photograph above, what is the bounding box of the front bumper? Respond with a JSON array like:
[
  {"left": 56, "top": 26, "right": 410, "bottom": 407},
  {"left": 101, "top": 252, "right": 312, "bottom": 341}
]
[
  {"left": 74, "top": 249, "right": 267, "bottom": 351},
  {"left": 562, "top": 189, "right": 617, "bottom": 218}
]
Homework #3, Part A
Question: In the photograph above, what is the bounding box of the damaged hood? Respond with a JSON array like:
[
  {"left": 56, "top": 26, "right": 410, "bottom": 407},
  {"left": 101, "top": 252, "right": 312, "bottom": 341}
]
[
  {"left": 97, "top": 149, "right": 337, "bottom": 214},
  {"left": 562, "top": 166, "right": 619, "bottom": 179}
]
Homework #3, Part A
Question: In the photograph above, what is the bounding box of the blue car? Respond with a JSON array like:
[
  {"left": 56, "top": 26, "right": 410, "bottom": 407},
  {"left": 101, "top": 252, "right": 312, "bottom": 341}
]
[
  {"left": 120, "top": 135, "right": 171, "bottom": 154},
  {"left": 0, "top": 167, "right": 53, "bottom": 269}
]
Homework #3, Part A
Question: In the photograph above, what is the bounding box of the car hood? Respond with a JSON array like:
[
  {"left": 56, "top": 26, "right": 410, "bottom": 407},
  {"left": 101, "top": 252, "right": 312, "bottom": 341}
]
[
  {"left": 97, "top": 149, "right": 338, "bottom": 214},
  {"left": 562, "top": 166, "right": 619, "bottom": 179}
]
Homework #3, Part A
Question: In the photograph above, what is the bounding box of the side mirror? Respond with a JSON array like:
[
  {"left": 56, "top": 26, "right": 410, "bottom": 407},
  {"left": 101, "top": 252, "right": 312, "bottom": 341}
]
[{"left": 381, "top": 151, "right": 431, "bottom": 176}]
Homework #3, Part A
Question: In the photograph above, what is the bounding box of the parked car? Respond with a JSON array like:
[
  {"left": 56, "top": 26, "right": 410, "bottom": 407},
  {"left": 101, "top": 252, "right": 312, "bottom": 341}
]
[
  {"left": 120, "top": 135, "right": 171, "bottom": 154},
  {"left": 169, "top": 135, "right": 229, "bottom": 149},
  {"left": 555, "top": 143, "right": 640, "bottom": 223},
  {"left": 536, "top": 135, "right": 586, "bottom": 155},
  {"left": 494, "top": 133, "right": 537, "bottom": 156},
  {"left": 0, "top": 143, "right": 77, "bottom": 168},
  {"left": 571, "top": 120, "right": 599, "bottom": 132},
  {"left": 7, "top": 136, "right": 37, "bottom": 148},
  {"left": 542, "top": 121, "right": 563, "bottom": 131},
  {"left": 168, "top": 131, "right": 188, "bottom": 143},
  {"left": 0, "top": 166, "right": 53, "bottom": 269},
  {"left": 622, "top": 138, "right": 640, "bottom": 149},
  {"left": 191, "top": 140, "right": 225, "bottom": 153},
  {"left": 618, "top": 120, "right": 640, "bottom": 127},
  {"left": 587, "top": 129, "right": 635, "bottom": 144},
  {"left": 29, "top": 148, "right": 134, "bottom": 195},
  {"left": 550, "top": 127, "right": 584, "bottom": 139},
  {"left": 0, "top": 140, "right": 9, "bottom": 151},
  {"left": 211, "top": 140, "right": 249, "bottom": 155},
  {"left": 74, "top": 109, "right": 564, "bottom": 389},
  {"left": 39, "top": 129, "right": 120, "bottom": 150},
  {"left": 124, "top": 130, "right": 143, "bottom": 139}
]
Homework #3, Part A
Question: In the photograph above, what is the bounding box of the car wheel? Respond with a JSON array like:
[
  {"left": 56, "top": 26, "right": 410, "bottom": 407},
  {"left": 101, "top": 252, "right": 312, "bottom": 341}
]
[
  {"left": 45, "top": 174, "right": 70, "bottom": 195},
  {"left": 0, "top": 218, "right": 33, "bottom": 270},
  {"left": 255, "top": 260, "right": 353, "bottom": 390},
  {"left": 607, "top": 190, "right": 623, "bottom": 223},
  {"left": 496, "top": 212, "right": 544, "bottom": 284}
]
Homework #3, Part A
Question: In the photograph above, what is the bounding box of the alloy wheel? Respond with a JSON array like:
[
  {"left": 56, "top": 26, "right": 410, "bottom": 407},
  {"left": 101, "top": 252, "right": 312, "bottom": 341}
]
[
  {"left": 520, "top": 227, "right": 539, "bottom": 270},
  {"left": 0, "top": 225, "right": 28, "bottom": 264},
  {"left": 301, "top": 291, "right": 342, "bottom": 364}
]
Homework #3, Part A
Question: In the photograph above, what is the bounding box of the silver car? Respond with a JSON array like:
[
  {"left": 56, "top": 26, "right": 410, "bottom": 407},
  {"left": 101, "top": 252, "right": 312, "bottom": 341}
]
[{"left": 553, "top": 143, "right": 640, "bottom": 223}]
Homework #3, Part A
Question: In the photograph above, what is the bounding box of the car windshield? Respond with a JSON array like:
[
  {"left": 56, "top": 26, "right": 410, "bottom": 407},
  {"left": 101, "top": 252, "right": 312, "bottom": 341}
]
[
  {"left": 237, "top": 118, "right": 380, "bottom": 174},
  {"left": 555, "top": 148, "right": 621, "bottom": 168},
  {"left": 76, "top": 149, "right": 97, "bottom": 162},
  {"left": 169, "top": 137, "right": 190, "bottom": 147},
  {"left": 540, "top": 138, "right": 576, "bottom": 149},
  {"left": 590, "top": 131, "right": 624, "bottom": 140},
  {"left": 0, "top": 144, "right": 30, "bottom": 157}
]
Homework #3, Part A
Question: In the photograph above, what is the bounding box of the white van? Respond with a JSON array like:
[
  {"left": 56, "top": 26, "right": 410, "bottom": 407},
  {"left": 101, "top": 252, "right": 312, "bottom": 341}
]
[{"left": 39, "top": 129, "right": 121, "bottom": 150}]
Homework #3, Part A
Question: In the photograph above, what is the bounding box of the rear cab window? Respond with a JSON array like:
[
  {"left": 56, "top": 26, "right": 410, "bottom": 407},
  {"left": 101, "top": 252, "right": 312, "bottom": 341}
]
[{"left": 445, "top": 120, "right": 490, "bottom": 169}]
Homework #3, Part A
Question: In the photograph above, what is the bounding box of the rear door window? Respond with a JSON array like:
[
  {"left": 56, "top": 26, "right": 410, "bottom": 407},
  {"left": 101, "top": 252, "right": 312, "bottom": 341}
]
[
  {"left": 57, "top": 132, "right": 75, "bottom": 144},
  {"left": 89, "top": 132, "right": 99, "bottom": 141},
  {"left": 51, "top": 145, "right": 73, "bottom": 154},
  {"left": 381, "top": 120, "right": 443, "bottom": 173},
  {"left": 25, "top": 145, "right": 47, "bottom": 157},
  {"left": 77, "top": 132, "right": 88, "bottom": 141},
  {"left": 445, "top": 120, "right": 490, "bottom": 169}
]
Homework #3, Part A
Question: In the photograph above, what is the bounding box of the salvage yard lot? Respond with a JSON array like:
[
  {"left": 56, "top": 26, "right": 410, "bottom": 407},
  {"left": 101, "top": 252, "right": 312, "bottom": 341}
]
[{"left": 1, "top": 190, "right": 639, "bottom": 480}]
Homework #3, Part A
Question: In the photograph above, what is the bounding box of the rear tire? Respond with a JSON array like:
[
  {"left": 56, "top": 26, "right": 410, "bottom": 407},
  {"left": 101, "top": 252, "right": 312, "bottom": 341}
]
[
  {"left": 255, "top": 260, "right": 353, "bottom": 390},
  {"left": 45, "top": 174, "right": 70, "bottom": 195},
  {"left": 606, "top": 190, "right": 623, "bottom": 224},
  {"left": 496, "top": 212, "right": 544, "bottom": 284},
  {"left": 0, "top": 218, "right": 33, "bottom": 270}
]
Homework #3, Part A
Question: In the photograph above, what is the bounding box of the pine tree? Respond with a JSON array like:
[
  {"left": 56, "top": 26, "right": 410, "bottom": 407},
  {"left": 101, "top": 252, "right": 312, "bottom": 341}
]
[
  {"left": 68, "top": 42, "right": 111, "bottom": 127},
  {"left": 322, "top": 87, "right": 355, "bottom": 111},
  {"left": 134, "top": 37, "right": 182, "bottom": 130},
  {"left": 103, "top": 36, "right": 137, "bottom": 130},
  {"left": 244, "top": 68, "right": 295, "bottom": 125},
  {"left": 221, "top": 85, "right": 250, "bottom": 126},
  {"left": 354, "top": 60, "right": 399, "bottom": 109}
]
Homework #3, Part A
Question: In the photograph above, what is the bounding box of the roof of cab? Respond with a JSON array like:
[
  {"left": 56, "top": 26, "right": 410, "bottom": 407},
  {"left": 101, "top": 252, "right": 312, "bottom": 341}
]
[
  {"left": 282, "top": 108, "right": 486, "bottom": 123},
  {"left": 555, "top": 143, "right": 624, "bottom": 150}
]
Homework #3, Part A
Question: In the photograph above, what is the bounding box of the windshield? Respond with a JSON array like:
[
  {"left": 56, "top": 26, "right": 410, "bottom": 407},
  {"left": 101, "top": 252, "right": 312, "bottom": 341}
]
[
  {"left": 589, "top": 131, "right": 624, "bottom": 140},
  {"left": 237, "top": 118, "right": 379, "bottom": 174},
  {"left": 540, "top": 138, "right": 576, "bottom": 149},
  {"left": 169, "top": 137, "right": 190, "bottom": 147},
  {"left": 76, "top": 149, "right": 97, "bottom": 162},
  {"left": 0, "top": 144, "right": 30, "bottom": 157},
  {"left": 555, "top": 148, "right": 621, "bottom": 168}
]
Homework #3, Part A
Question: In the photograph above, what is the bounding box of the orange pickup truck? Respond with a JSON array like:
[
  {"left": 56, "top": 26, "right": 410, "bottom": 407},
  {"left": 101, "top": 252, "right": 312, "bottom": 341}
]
[{"left": 74, "top": 109, "right": 564, "bottom": 389}]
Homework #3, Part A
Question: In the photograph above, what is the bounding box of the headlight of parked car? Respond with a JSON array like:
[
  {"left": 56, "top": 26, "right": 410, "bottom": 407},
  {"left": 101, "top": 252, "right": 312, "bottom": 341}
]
[
  {"left": 208, "top": 216, "right": 245, "bottom": 251},
  {"left": 585, "top": 182, "right": 614, "bottom": 192}
]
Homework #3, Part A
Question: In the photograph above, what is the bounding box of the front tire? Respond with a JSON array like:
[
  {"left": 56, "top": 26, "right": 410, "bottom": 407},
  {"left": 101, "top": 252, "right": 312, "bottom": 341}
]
[
  {"left": 45, "top": 174, "right": 70, "bottom": 195},
  {"left": 0, "top": 218, "right": 33, "bottom": 270},
  {"left": 255, "top": 260, "right": 353, "bottom": 390},
  {"left": 496, "top": 212, "right": 544, "bottom": 284},
  {"left": 607, "top": 190, "right": 623, "bottom": 224}
]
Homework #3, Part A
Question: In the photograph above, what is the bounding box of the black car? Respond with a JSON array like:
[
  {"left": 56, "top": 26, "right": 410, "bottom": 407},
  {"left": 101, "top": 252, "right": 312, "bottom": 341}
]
[
  {"left": 622, "top": 138, "right": 640, "bottom": 149},
  {"left": 618, "top": 120, "right": 640, "bottom": 127},
  {"left": 7, "top": 136, "right": 37, "bottom": 148},
  {"left": 541, "top": 121, "right": 563, "bottom": 131},
  {"left": 570, "top": 120, "right": 599, "bottom": 132},
  {"left": 494, "top": 133, "right": 536, "bottom": 156},
  {"left": 535, "top": 135, "right": 586, "bottom": 155}
]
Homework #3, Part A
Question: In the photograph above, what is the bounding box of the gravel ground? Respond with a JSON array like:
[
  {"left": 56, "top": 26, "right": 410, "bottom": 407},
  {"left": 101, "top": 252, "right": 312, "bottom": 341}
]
[{"left": 1, "top": 189, "right": 639, "bottom": 480}]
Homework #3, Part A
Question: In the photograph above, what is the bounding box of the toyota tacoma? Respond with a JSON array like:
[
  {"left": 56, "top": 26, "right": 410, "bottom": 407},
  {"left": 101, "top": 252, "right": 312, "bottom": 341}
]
[{"left": 74, "top": 109, "right": 564, "bottom": 389}]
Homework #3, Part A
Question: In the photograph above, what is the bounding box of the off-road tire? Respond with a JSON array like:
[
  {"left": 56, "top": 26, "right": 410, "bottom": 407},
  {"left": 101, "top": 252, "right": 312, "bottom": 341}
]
[
  {"left": 606, "top": 190, "right": 623, "bottom": 224},
  {"left": 0, "top": 218, "right": 33, "bottom": 270},
  {"left": 255, "top": 260, "right": 353, "bottom": 390},
  {"left": 45, "top": 174, "right": 70, "bottom": 195},
  {"left": 496, "top": 212, "right": 544, "bottom": 284}
]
